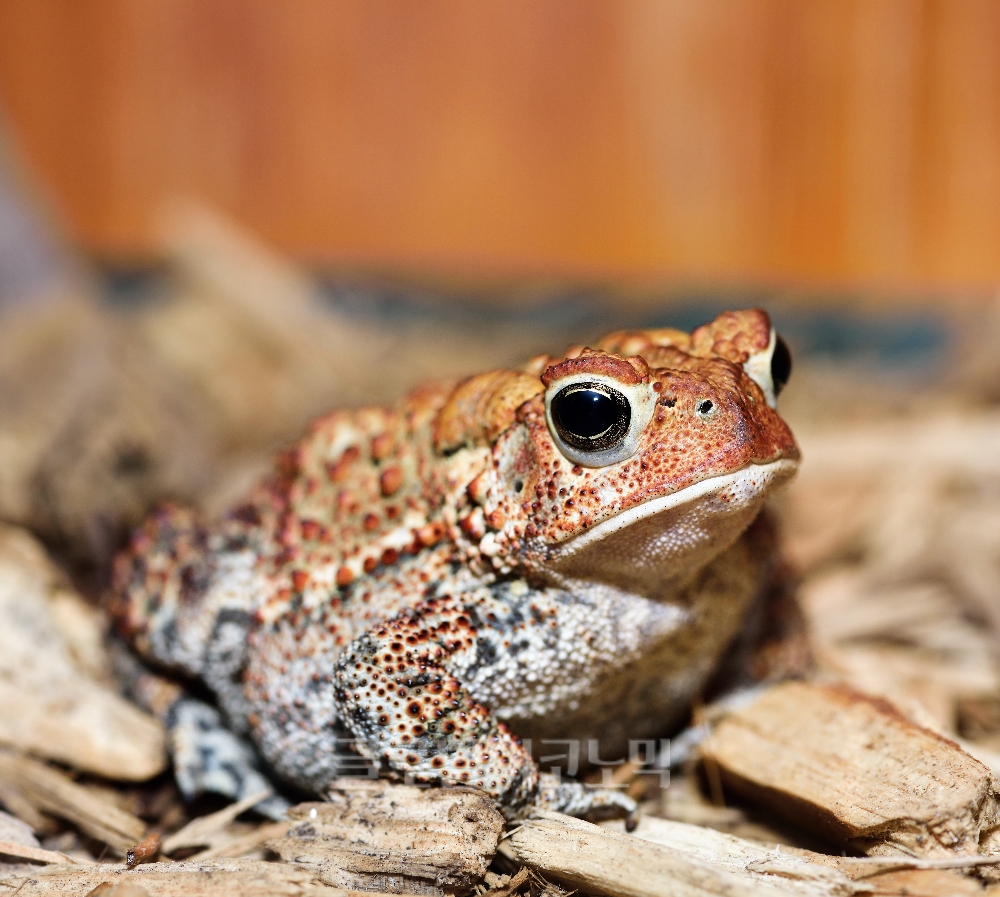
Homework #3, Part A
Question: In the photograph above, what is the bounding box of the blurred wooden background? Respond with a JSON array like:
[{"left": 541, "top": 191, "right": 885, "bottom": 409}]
[{"left": 1, "top": 0, "right": 999, "bottom": 289}]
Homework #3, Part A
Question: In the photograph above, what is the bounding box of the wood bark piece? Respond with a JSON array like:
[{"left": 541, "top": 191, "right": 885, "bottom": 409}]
[
  {"left": 0, "top": 857, "right": 361, "bottom": 896},
  {"left": 265, "top": 781, "right": 504, "bottom": 895},
  {"left": 699, "top": 681, "right": 1000, "bottom": 858},
  {"left": 0, "top": 840, "right": 80, "bottom": 866},
  {"left": 0, "top": 751, "right": 146, "bottom": 855},
  {"left": 509, "top": 811, "right": 822, "bottom": 897},
  {"left": 85, "top": 883, "right": 155, "bottom": 897},
  {"left": 846, "top": 868, "right": 983, "bottom": 896},
  {"left": 600, "top": 816, "right": 861, "bottom": 897},
  {"left": 607, "top": 814, "right": 1000, "bottom": 894},
  {"left": 0, "top": 810, "right": 78, "bottom": 877},
  {"left": 478, "top": 866, "right": 530, "bottom": 897},
  {"left": 161, "top": 789, "right": 273, "bottom": 855},
  {"left": 0, "top": 784, "right": 56, "bottom": 835},
  {"left": 0, "top": 812, "right": 37, "bottom": 851},
  {"left": 0, "top": 682, "right": 165, "bottom": 782},
  {"left": 188, "top": 821, "right": 290, "bottom": 861},
  {"left": 0, "top": 525, "right": 166, "bottom": 781}
]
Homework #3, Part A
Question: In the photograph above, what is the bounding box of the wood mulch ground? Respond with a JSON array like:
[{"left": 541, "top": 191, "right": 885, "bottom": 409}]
[{"left": 4, "top": 209, "right": 1000, "bottom": 895}]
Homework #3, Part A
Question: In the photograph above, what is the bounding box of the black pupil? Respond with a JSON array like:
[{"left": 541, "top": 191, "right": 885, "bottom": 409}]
[
  {"left": 771, "top": 335, "right": 792, "bottom": 395},
  {"left": 551, "top": 383, "right": 630, "bottom": 452}
]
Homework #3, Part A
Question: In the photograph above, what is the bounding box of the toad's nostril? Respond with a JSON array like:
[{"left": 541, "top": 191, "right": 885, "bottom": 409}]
[{"left": 696, "top": 399, "right": 714, "bottom": 415}]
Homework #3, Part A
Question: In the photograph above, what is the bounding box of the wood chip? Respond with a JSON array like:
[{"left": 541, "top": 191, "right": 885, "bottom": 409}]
[
  {"left": 161, "top": 790, "right": 273, "bottom": 855},
  {"left": 845, "top": 868, "right": 982, "bottom": 896},
  {"left": 85, "top": 882, "right": 155, "bottom": 897},
  {"left": 699, "top": 681, "right": 1000, "bottom": 858},
  {"left": 187, "top": 821, "right": 290, "bottom": 861},
  {"left": 0, "top": 857, "right": 351, "bottom": 896},
  {"left": 0, "top": 525, "right": 166, "bottom": 781},
  {"left": 0, "top": 784, "right": 57, "bottom": 835},
  {"left": 0, "top": 679, "right": 167, "bottom": 782},
  {"left": 0, "top": 812, "right": 38, "bottom": 852},
  {"left": 0, "top": 751, "right": 146, "bottom": 855},
  {"left": 265, "top": 780, "right": 504, "bottom": 895},
  {"left": 508, "top": 811, "right": 813, "bottom": 897},
  {"left": 478, "top": 865, "right": 530, "bottom": 897},
  {"left": 0, "top": 840, "right": 81, "bottom": 866},
  {"left": 614, "top": 816, "right": 1000, "bottom": 895},
  {"left": 599, "top": 815, "right": 861, "bottom": 896}
]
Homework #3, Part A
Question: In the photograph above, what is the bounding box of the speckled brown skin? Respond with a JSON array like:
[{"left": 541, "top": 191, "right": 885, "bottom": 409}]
[{"left": 110, "top": 309, "right": 799, "bottom": 820}]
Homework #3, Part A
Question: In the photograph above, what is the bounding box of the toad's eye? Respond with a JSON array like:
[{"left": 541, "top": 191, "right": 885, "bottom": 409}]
[
  {"left": 771, "top": 334, "right": 792, "bottom": 396},
  {"left": 550, "top": 383, "right": 631, "bottom": 453},
  {"left": 543, "top": 366, "right": 655, "bottom": 468},
  {"left": 743, "top": 328, "right": 792, "bottom": 409}
]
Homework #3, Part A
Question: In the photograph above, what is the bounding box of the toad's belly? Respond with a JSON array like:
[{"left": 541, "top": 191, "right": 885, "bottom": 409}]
[
  {"left": 503, "top": 536, "right": 767, "bottom": 765},
  {"left": 508, "top": 637, "right": 729, "bottom": 766}
]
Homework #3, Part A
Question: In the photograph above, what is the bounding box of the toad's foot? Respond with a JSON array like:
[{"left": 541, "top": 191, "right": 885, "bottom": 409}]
[
  {"left": 534, "top": 773, "right": 638, "bottom": 828},
  {"left": 170, "top": 697, "right": 290, "bottom": 819},
  {"left": 335, "top": 613, "right": 540, "bottom": 817},
  {"left": 112, "top": 639, "right": 287, "bottom": 817}
]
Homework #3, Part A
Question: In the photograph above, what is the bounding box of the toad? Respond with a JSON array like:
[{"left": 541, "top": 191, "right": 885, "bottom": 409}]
[{"left": 110, "top": 308, "right": 800, "bottom": 821}]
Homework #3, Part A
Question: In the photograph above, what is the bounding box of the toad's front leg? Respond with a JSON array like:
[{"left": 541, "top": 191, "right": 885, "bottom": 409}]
[{"left": 333, "top": 592, "right": 636, "bottom": 822}]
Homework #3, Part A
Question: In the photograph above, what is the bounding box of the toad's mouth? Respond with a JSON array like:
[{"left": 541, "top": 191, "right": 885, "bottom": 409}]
[{"left": 541, "top": 458, "right": 798, "bottom": 601}]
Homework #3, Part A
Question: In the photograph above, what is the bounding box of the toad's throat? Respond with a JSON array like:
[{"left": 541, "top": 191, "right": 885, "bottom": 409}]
[{"left": 542, "top": 459, "right": 797, "bottom": 601}]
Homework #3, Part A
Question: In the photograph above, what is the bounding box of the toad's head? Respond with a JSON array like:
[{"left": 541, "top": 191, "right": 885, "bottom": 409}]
[{"left": 469, "top": 309, "right": 799, "bottom": 598}]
